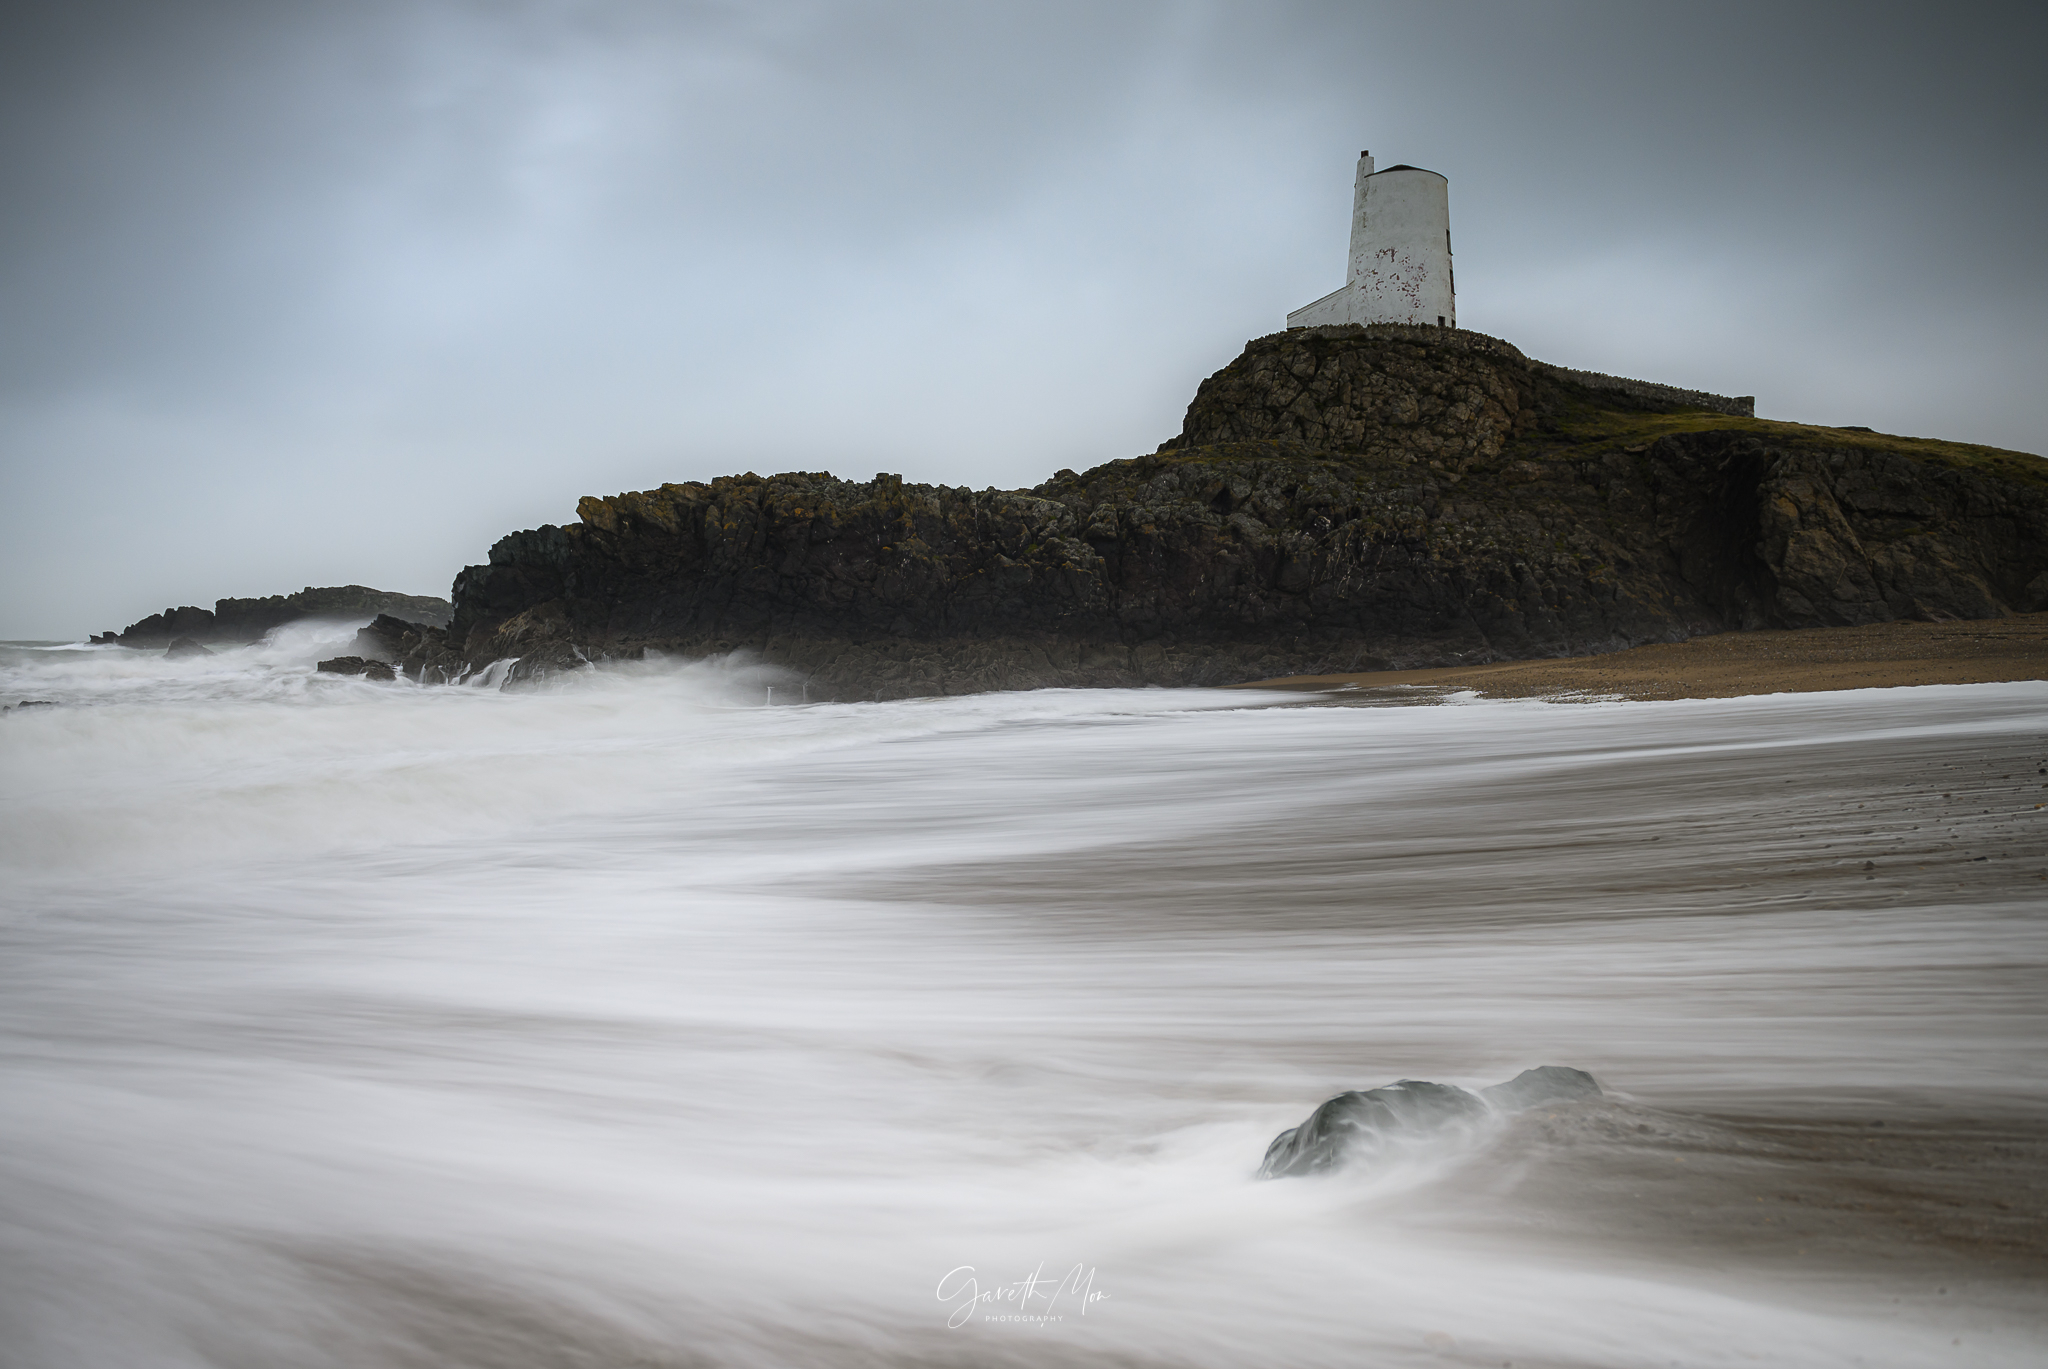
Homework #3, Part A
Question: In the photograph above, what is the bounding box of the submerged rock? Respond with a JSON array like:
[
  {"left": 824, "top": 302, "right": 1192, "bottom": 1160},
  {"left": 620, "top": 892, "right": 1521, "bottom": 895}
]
[
  {"left": 1258, "top": 1065, "right": 1602, "bottom": 1179},
  {"left": 164, "top": 638, "right": 214, "bottom": 659},
  {"left": 1258, "top": 1080, "right": 1490, "bottom": 1179},
  {"left": 316, "top": 656, "right": 396, "bottom": 681},
  {"left": 1481, "top": 1064, "right": 1603, "bottom": 1111}
]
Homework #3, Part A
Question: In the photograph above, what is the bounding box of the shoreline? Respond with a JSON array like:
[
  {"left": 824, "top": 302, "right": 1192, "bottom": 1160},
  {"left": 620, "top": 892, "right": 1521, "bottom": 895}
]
[{"left": 1238, "top": 613, "right": 2048, "bottom": 701}]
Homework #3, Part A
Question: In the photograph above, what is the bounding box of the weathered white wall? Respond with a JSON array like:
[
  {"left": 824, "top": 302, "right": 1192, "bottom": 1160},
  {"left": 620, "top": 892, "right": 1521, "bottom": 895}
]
[
  {"left": 1287, "top": 153, "right": 1456, "bottom": 330},
  {"left": 1284, "top": 285, "right": 1350, "bottom": 329},
  {"left": 1350, "top": 167, "right": 1454, "bottom": 328}
]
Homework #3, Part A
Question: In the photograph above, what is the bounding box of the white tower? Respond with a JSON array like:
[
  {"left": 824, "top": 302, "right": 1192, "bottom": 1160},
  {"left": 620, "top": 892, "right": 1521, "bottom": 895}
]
[{"left": 1287, "top": 152, "right": 1456, "bottom": 329}]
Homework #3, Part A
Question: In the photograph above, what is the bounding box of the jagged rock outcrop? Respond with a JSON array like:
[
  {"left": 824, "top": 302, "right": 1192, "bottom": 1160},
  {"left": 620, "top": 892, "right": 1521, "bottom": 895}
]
[
  {"left": 97, "top": 586, "right": 454, "bottom": 648},
  {"left": 1170, "top": 324, "right": 1541, "bottom": 462},
  {"left": 371, "top": 326, "right": 2048, "bottom": 697}
]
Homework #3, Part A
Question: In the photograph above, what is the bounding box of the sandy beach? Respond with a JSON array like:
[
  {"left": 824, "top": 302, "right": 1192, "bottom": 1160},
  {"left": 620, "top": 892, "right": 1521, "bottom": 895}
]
[{"left": 1244, "top": 612, "right": 2048, "bottom": 701}]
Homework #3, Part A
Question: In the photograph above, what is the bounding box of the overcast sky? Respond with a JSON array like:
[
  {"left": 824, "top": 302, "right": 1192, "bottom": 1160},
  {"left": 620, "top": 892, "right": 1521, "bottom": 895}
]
[{"left": 3, "top": 0, "right": 2043, "bottom": 638}]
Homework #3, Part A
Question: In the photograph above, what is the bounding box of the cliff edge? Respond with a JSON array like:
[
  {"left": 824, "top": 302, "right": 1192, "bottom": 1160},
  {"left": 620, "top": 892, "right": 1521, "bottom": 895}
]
[{"left": 372, "top": 327, "right": 2048, "bottom": 698}]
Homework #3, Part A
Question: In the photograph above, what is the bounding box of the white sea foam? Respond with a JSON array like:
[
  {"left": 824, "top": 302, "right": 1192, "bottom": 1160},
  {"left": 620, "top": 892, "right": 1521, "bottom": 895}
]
[{"left": 3, "top": 639, "right": 2045, "bottom": 1366}]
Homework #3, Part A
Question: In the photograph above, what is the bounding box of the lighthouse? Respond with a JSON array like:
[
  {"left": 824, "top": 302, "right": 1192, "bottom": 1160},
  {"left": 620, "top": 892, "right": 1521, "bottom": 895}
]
[{"left": 1287, "top": 152, "right": 1455, "bottom": 330}]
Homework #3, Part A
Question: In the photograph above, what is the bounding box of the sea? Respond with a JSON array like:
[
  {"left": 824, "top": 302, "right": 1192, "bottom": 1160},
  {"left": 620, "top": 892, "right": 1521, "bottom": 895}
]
[{"left": 3, "top": 622, "right": 2045, "bottom": 1368}]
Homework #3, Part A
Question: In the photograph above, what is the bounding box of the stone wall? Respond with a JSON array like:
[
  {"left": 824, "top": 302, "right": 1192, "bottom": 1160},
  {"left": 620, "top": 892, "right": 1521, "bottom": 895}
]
[
  {"left": 1282, "top": 323, "right": 1754, "bottom": 417},
  {"left": 1530, "top": 363, "right": 1754, "bottom": 417}
]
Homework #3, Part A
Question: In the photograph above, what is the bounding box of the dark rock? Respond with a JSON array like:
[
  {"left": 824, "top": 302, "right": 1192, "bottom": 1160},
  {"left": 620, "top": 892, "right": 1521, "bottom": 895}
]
[
  {"left": 165, "top": 637, "right": 214, "bottom": 659},
  {"left": 116, "top": 606, "right": 217, "bottom": 649},
  {"left": 347, "top": 613, "right": 441, "bottom": 662},
  {"left": 316, "top": 656, "right": 396, "bottom": 681},
  {"left": 9, "top": 700, "right": 57, "bottom": 710},
  {"left": 1258, "top": 1080, "right": 1490, "bottom": 1179},
  {"left": 1479, "top": 1065, "right": 1604, "bottom": 1111},
  {"left": 1259, "top": 1065, "right": 1604, "bottom": 1179},
  {"left": 111, "top": 587, "right": 453, "bottom": 647},
  {"left": 210, "top": 586, "right": 454, "bottom": 641},
  {"left": 363, "top": 327, "right": 2048, "bottom": 697},
  {"left": 351, "top": 615, "right": 452, "bottom": 679}
]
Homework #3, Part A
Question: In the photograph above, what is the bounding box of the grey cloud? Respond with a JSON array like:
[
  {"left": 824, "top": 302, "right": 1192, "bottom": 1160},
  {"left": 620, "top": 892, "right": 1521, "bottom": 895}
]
[{"left": 2, "top": 0, "right": 2042, "bottom": 637}]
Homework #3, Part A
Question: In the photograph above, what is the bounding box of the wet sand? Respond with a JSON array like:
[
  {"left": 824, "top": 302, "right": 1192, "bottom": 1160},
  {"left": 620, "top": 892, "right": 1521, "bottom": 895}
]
[
  {"left": 845, "top": 687, "right": 2048, "bottom": 1338},
  {"left": 1242, "top": 612, "right": 2048, "bottom": 701}
]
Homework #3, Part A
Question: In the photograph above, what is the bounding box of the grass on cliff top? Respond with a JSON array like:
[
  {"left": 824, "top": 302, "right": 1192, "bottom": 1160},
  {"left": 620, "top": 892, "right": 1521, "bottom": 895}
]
[{"left": 1542, "top": 405, "right": 2048, "bottom": 490}]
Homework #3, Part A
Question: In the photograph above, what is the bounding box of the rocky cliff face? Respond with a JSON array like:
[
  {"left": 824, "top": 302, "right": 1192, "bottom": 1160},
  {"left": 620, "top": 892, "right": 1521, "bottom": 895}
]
[
  {"left": 100, "top": 585, "right": 453, "bottom": 647},
  {"left": 373, "top": 326, "right": 2048, "bottom": 698}
]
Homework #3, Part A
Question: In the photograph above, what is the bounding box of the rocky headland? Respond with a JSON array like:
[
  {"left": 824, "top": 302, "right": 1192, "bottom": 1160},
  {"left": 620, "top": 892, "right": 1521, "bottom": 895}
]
[
  {"left": 360, "top": 325, "right": 2048, "bottom": 698},
  {"left": 97, "top": 585, "right": 453, "bottom": 649}
]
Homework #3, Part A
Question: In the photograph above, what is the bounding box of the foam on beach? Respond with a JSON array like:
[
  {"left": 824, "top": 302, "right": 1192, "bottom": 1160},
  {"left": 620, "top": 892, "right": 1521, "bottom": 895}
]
[{"left": 3, "top": 641, "right": 2045, "bottom": 1366}]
